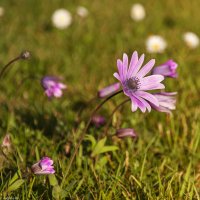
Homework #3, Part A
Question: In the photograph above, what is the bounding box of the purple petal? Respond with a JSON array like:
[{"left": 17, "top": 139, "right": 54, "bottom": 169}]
[
  {"left": 151, "top": 105, "right": 172, "bottom": 113},
  {"left": 137, "top": 59, "right": 155, "bottom": 78},
  {"left": 133, "top": 94, "right": 151, "bottom": 112},
  {"left": 139, "top": 83, "right": 165, "bottom": 91},
  {"left": 152, "top": 59, "right": 178, "bottom": 78},
  {"left": 41, "top": 159, "right": 53, "bottom": 167},
  {"left": 130, "top": 96, "right": 138, "bottom": 112},
  {"left": 45, "top": 89, "right": 53, "bottom": 97},
  {"left": 136, "top": 91, "right": 159, "bottom": 107},
  {"left": 131, "top": 54, "right": 145, "bottom": 77},
  {"left": 41, "top": 76, "right": 66, "bottom": 98},
  {"left": 98, "top": 83, "right": 120, "bottom": 98},
  {"left": 127, "top": 51, "right": 138, "bottom": 77},
  {"left": 113, "top": 72, "right": 121, "bottom": 81},
  {"left": 122, "top": 53, "right": 128, "bottom": 80},
  {"left": 117, "top": 59, "right": 124, "bottom": 81},
  {"left": 131, "top": 94, "right": 146, "bottom": 112},
  {"left": 32, "top": 157, "right": 55, "bottom": 175},
  {"left": 116, "top": 128, "right": 137, "bottom": 139},
  {"left": 151, "top": 92, "right": 177, "bottom": 113},
  {"left": 58, "top": 83, "right": 67, "bottom": 89},
  {"left": 158, "top": 92, "right": 177, "bottom": 96},
  {"left": 53, "top": 88, "right": 63, "bottom": 97},
  {"left": 140, "top": 75, "right": 164, "bottom": 86}
]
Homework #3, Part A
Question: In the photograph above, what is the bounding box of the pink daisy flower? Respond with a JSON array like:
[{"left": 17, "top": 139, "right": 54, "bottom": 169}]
[{"left": 113, "top": 51, "right": 165, "bottom": 112}]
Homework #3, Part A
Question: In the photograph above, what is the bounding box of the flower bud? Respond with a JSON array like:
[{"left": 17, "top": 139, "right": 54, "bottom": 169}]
[
  {"left": 116, "top": 128, "right": 137, "bottom": 139},
  {"left": 31, "top": 157, "right": 55, "bottom": 175},
  {"left": 2, "top": 134, "right": 11, "bottom": 148},
  {"left": 91, "top": 115, "right": 106, "bottom": 127},
  {"left": 20, "top": 51, "right": 31, "bottom": 60},
  {"left": 152, "top": 60, "right": 178, "bottom": 78},
  {"left": 98, "top": 83, "right": 120, "bottom": 98}
]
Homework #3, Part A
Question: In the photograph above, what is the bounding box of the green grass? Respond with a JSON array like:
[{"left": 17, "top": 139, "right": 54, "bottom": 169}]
[{"left": 0, "top": 0, "right": 200, "bottom": 199}]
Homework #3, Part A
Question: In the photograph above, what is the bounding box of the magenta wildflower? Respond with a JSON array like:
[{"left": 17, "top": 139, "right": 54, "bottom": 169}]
[
  {"left": 152, "top": 59, "right": 178, "bottom": 78},
  {"left": 98, "top": 83, "right": 120, "bottom": 98},
  {"left": 151, "top": 92, "right": 177, "bottom": 113},
  {"left": 31, "top": 157, "right": 55, "bottom": 175},
  {"left": 91, "top": 115, "right": 106, "bottom": 127},
  {"left": 113, "top": 51, "right": 165, "bottom": 112},
  {"left": 116, "top": 128, "right": 137, "bottom": 139},
  {"left": 41, "top": 76, "right": 67, "bottom": 98}
]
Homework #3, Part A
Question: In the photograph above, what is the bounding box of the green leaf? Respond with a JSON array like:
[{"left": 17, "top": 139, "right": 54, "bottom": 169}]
[
  {"left": 35, "top": 146, "right": 40, "bottom": 161},
  {"left": 7, "top": 112, "right": 16, "bottom": 132},
  {"left": 95, "top": 146, "right": 119, "bottom": 155},
  {"left": 91, "top": 137, "right": 107, "bottom": 157},
  {"left": 7, "top": 179, "right": 25, "bottom": 192},
  {"left": 91, "top": 137, "right": 118, "bottom": 157},
  {"left": 95, "top": 155, "right": 108, "bottom": 170},
  {"left": 52, "top": 185, "right": 68, "bottom": 199},
  {"left": 48, "top": 174, "right": 58, "bottom": 186},
  {"left": 8, "top": 170, "right": 22, "bottom": 186},
  {"left": 84, "top": 134, "right": 97, "bottom": 149},
  {"left": 8, "top": 172, "right": 20, "bottom": 186}
]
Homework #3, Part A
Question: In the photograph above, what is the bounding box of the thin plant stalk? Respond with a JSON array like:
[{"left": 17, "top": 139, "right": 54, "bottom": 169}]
[
  {"left": 75, "top": 96, "right": 98, "bottom": 124},
  {"left": 101, "top": 98, "right": 130, "bottom": 138},
  {"left": 0, "top": 51, "right": 30, "bottom": 79},
  {"left": 28, "top": 176, "right": 35, "bottom": 198},
  {"left": 61, "top": 90, "right": 123, "bottom": 187},
  {"left": 0, "top": 56, "right": 21, "bottom": 78}
]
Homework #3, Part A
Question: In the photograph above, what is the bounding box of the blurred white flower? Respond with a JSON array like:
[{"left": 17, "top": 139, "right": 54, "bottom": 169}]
[
  {"left": 146, "top": 35, "right": 167, "bottom": 53},
  {"left": 52, "top": 9, "right": 72, "bottom": 29},
  {"left": 183, "top": 32, "right": 199, "bottom": 49},
  {"left": 77, "top": 6, "right": 88, "bottom": 18},
  {"left": 130, "top": 4, "right": 145, "bottom": 21},
  {"left": 0, "top": 7, "right": 4, "bottom": 17}
]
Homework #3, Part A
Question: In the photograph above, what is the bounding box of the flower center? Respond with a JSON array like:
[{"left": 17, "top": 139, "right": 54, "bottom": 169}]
[
  {"left": 125, "top": 77, "right": 140, "bottom": 92},
  {"left": 153, "top": 44, "right": 160, "bottom": 51}
]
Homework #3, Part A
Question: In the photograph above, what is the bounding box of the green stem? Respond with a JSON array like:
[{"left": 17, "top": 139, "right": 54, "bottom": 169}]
[
  {"left": 75, "top": 96, "right": 98, "bottom": 124},
  {"left": 61, "top": 90, "right": 123, "bottom": 187},
  {"left": 101, "top": 98, "right": 130, "bottom": 138},
  {"left": 0, "top": 56, "right": 21, "bottom": 79},
  {"left": 28, "top": 176, "right": 35, "bottom": 198},
  {"left": 0, "top": 51, "right": 30, "bottom": 79}
]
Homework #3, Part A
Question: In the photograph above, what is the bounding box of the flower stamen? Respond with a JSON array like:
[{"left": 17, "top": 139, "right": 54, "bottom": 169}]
[{"left": 125, "top": 77, "right": 140, "bottom": 92}]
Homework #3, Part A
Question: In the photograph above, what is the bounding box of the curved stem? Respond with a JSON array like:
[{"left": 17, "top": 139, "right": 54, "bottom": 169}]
[
  {"left": 61, "top": 90, "right": 123, "bottom": 187},
  {"left": 0, "top": 51, "right": 30, "bottom": 79},
  {"left": 0, "top": 56, "right": 21, "bottom": 79},
  {"left": 75, "top": 96, "right": 98, "bottom": 124},
  {"left": 101, "top": 98, "right": 130, "bottom": 138}
]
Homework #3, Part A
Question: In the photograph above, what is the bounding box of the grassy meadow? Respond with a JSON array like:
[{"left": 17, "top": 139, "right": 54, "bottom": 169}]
[{"left": 0, "top": 0, "right": 200, "bottom": 199}]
